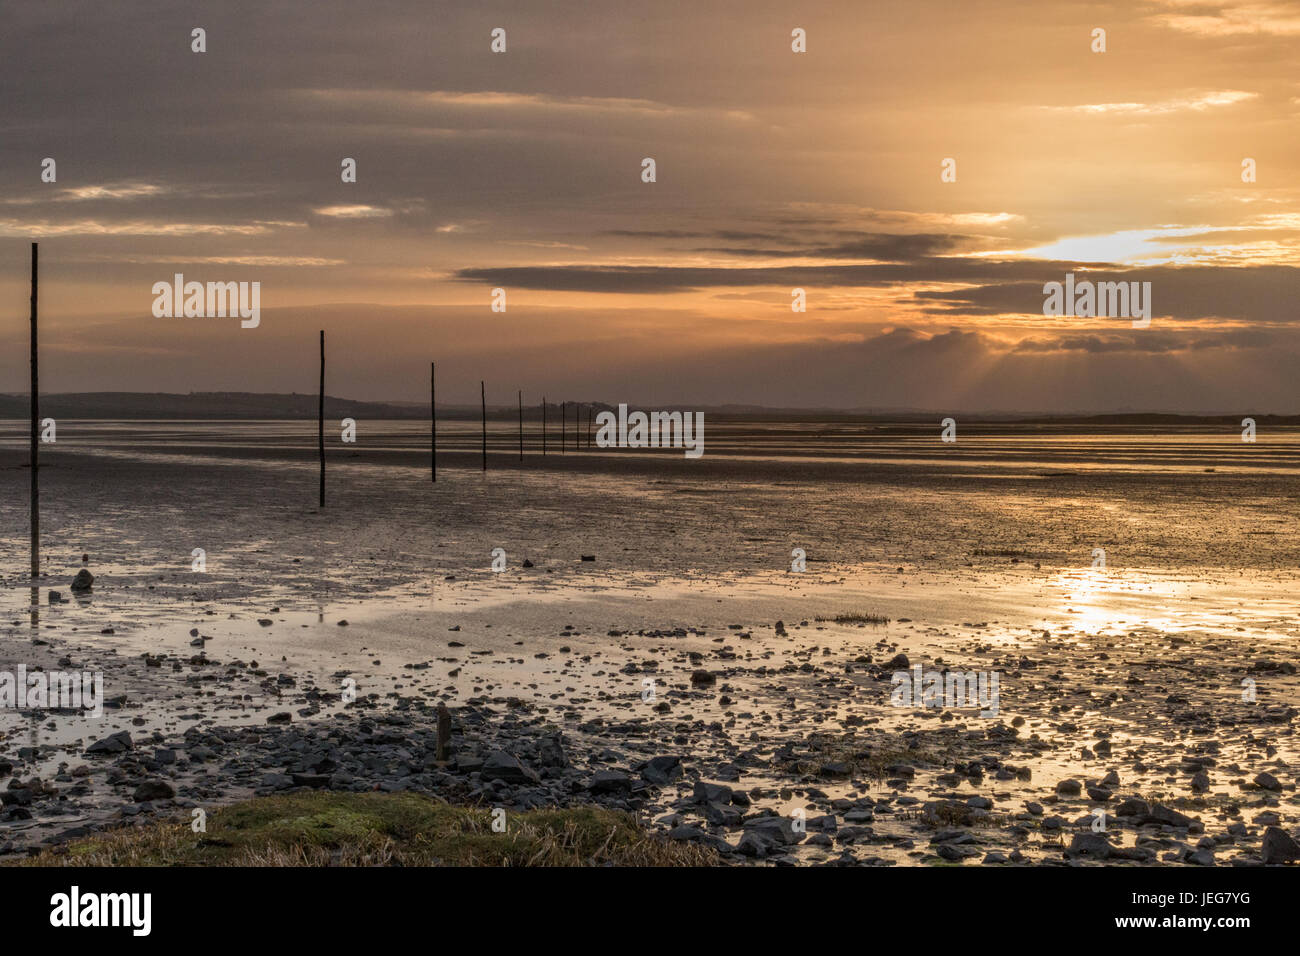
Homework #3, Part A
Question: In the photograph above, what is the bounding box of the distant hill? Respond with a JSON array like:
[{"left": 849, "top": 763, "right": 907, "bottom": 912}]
[
  {"left": 0, "top": 393, "right": 1296, "bottom": 424},
  {"left": 0, "top": 392, "right": 427, "bottom": 420}
]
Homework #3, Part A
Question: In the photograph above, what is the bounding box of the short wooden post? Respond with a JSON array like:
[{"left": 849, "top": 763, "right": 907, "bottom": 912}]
[{"left": 436, "top": 702, "right": 452, "bottom": 761}]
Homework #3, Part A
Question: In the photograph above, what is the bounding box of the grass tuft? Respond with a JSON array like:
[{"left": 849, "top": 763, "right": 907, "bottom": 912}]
[{"left": 14, "top": 792, "right": 720, "bottom": 868}]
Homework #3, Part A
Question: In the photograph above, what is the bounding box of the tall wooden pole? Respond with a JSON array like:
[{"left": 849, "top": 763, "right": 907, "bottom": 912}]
[
  {"left": 431, "top": 362, "right": 436, "bottom": 483},
  {"left": 29, "top": 242, "right": 38, "bottom": 580},
  {"left": 518, "top": 390, "right": 523, "bottom": 460},
  {"left": 561, "top": 401, "right": 565, "bottom": 453},
  {"left": 480, "top": 380, "right": 487, "bottom": 472},
  {"left": 542, "top": 397, "right": 547, "bottom": 456},
  {"left": 318, "top": 330, "right": 325, "bottom": 508}
]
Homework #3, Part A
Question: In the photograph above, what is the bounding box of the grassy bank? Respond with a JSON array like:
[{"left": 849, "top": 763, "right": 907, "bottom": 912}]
[{"left": 14, "top": 792, "right": 719, "bottom": 867}]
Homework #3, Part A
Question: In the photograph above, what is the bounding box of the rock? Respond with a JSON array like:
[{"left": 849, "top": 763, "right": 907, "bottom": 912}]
[
  {"left": 1067, "top": 833, "right": 1112, "bottom": 860},
  {"left": 690, "top": 670, "right": 716, "bottom": 686},
  {"left": 70, "top": 569, "right": 93, "bottom": 592},
  {"left": 480, "top": 750, "right": 539, "bottom": 784},
  {"left": 641, "top": 755, "right": 683, "bottom": 785},
  {"left": 1110, "top": 845, "right": 1157, "bottom": 862},
  {"left": 588, "top": 769, "right": 633, "bottom": 794},
  {"left": 882, "top": 653, "right": 909, "bottom": 670},
  {"left": 1086, "top": 787, "right": 1113, "bottom": 802},
  {"left": 1261, "top": 826, "right": 1300, "bottom": 864},
  {"left": 734, "top": 830, "right": 776, "bottom": 857},
  {"left": 667, "top": 824, "right": 728, "bottom": 852},
  {"left": 1147, "top": 804, "right": 1195, "bottom": 829},
  {"left": 703, "top": 801, "right": 742, "bottom": 826},
  {"left": 1056, "top": 779, "right": 1082, "bottom": 796},
  {"left": 86, "top": 731, "right": 133, "bottom": 755},
  {"left": 1116, "top": 797, "right": 1151, "bottom": 818},
  {"left": 936, "top": 843, "right": 979, "bottom": 861},
  {"left": 1254, "top": 772, "right": 1283, "bottom": 792},
  {"left": 132, "top": 780, "right": 175, "bottom": 802},
  {"left": 454, "top": 754, "right": 484, "bottom": 774},
  {"left": 692, "top": 781, "right": 733, "bottom": 804},
  {"left": 742, "top": 815, "right": 802, "bottom": 845},
  {"left": 266, "top": 712, "right": 292, "bottom": 724}
]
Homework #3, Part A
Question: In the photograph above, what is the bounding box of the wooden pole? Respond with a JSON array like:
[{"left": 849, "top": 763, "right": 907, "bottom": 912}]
[
  {"left": 431, "top": 362, "right": 436, "bottom": 483},
  {"left": 518, "top": 390, "right": 523, "bottom": 460},
  {"left": 480, "top": 380, "right": 487, "bottom": 472},
  {"left": 542, "top": 397, "right": 547, "bottom": 456},
  {"left": 29, "top": 242, "right": 38, "bottom": 580},
  {"left": 318, "top": 330, "right": 325, "bottom": 508},
  {"left": 561, "top": 401, "right": 565, "bottom": 453}
]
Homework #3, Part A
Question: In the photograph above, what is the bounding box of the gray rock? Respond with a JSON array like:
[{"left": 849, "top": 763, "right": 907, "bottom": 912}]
[
  {"left": 693, "top": 781, "right": 734, "bottom": 804},
  {"left": 480, "top": 750, "right": 539, "bottom": 784},
  {"left": 1115, "top": 797, "right": 1151, "bottom": 818},
  {"left": 1254, "top": 772, "right": 1283, "bottom": 792},
  {"left": 70, "top": 569, "right": 94, "bottom": 592},
  {"left": 1147, "top": 804, "right": 1195, "bottom": 829},
  {"left": 132, "top": 780, "right": 175, "bottom": 802},
  {"left": 86, "top": 731, "right": 133, "bottom": 755},
  {"left": 588, "top": 769, "right": 633, "bottom": 794},
  {"left": 641, "top": 756, "right": 683, "bottom": 786},
  {"left": 742, "top": 815, "right": 802, "bottom": 845},
  {"left": 1261, "top": 826, "right": 1300, "bottom": 864},
  {"left": 1067, "top": 832, "right": 1112, "bottom": 860}
]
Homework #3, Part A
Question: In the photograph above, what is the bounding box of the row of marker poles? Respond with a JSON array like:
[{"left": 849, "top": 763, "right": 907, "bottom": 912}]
[
  {"left": 418, "top": 382, "right": 601, "bottom": 488},
  {"left": 314, "top": 332, "right": 608, "bottom": 504}
]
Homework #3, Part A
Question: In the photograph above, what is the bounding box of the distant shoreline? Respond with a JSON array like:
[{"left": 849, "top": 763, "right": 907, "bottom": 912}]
[{"left": 0, "top": 393, "right": 1297, "bottom": 426}]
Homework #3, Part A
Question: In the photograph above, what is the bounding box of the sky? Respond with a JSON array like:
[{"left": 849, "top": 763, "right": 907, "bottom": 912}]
[{"left": 1, "top": 0, "right": 1297, "bottom": 412}]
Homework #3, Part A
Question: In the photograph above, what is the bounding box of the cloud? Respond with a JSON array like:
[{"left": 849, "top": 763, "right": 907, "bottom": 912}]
[
  {"left": 1148, "top": 1, "right": 1300, "bottom": 36},
  {"left": 312, "top": 205, "right": 395, "bottom": 219},
  {"left": 0, "top": 218, "right": 298, "bottom": 238},
  {"left": 1041, "top": 91, "right": 1258, "bottom": 116}
]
